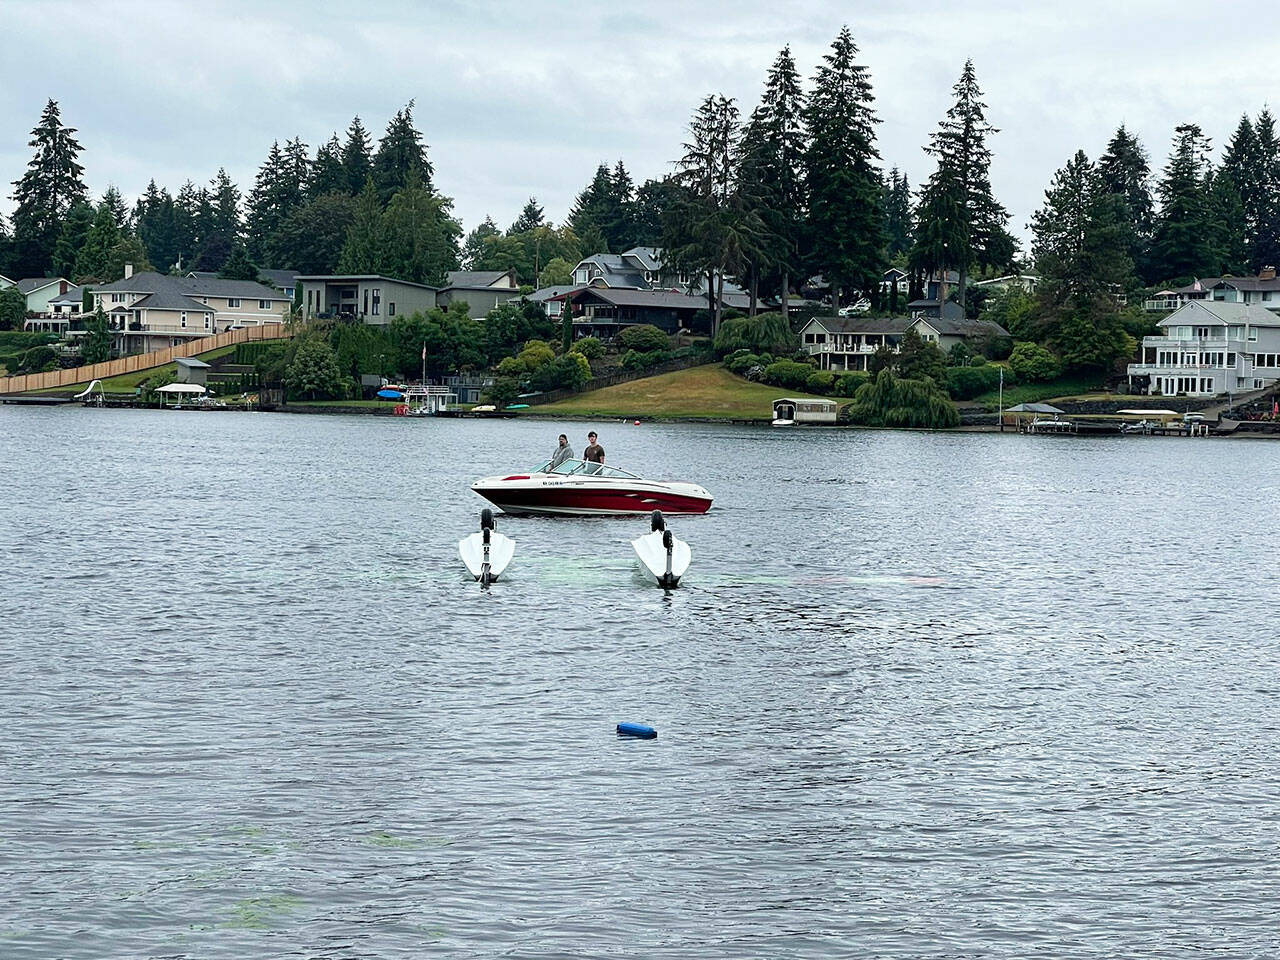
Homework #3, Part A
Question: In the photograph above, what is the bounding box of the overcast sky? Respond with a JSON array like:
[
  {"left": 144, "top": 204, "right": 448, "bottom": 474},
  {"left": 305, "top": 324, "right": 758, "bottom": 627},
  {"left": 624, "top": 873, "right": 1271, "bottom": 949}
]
[{"left": 2, "top": 0, "right": 1278, "bottom": 249}]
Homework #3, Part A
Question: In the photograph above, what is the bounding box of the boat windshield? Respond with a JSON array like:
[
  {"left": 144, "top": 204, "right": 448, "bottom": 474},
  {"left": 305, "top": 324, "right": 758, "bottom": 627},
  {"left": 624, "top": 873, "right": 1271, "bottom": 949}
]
[{"left": 537, "top": 458, "right": 640, "bottom": 479}]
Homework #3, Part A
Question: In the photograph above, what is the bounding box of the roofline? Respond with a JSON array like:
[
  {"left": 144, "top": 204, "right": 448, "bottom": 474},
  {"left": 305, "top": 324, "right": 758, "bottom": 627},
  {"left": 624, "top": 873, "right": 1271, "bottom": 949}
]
[{"left": 294, "top": 274, "right": 440, "bottom": 291}]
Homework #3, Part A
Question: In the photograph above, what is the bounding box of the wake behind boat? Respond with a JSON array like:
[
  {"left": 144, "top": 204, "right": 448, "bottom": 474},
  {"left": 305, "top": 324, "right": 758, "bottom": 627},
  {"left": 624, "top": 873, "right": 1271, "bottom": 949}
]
[{"left": 471, "top": 458, "right": 713, "bottom": 517}]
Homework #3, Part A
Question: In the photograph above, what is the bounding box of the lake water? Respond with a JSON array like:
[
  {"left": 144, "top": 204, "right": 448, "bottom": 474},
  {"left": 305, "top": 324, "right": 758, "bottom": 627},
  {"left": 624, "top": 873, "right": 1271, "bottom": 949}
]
[{"left": 4, "top": 406, "right": 1280, "bottom": 958}]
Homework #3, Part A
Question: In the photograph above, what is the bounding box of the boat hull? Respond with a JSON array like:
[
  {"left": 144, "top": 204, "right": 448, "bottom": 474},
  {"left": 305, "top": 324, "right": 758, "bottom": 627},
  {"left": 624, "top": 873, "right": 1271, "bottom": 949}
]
[{"left": 472, "top": 477, "right": 712, "bottom": 516}]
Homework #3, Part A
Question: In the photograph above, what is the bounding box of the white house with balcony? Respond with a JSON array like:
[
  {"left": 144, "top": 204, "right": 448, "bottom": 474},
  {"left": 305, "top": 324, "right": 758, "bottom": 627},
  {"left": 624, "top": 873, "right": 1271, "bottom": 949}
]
[
  {"left": 1144, "top": 267, "right": 1280, "bottom": 312},
  {"left": 1127, "top": 300, "right": 1280, "bottom": 396},
  {"left": 799, "top": 315, "right": 1009, "bottom": 371}
]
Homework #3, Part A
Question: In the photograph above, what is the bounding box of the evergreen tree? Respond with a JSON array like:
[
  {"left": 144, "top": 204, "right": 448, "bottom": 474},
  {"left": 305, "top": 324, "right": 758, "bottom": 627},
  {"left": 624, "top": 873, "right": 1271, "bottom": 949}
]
[
  {"left": 1251, "top": 109, "right": 1280, "bottom": 271},
  {"left": 667, "top": 94, "right": 764, "bottom": 332},
  {"left": 338, "top": 179, "right": 386, "bottom": 274},
  {"left": 81, "top": 306, "right": 113, "bottom": 364},
  {"left": 803, "top": 26, "right": 885, "bottom": 306},
  {"left": 380, "top": 170, "right": 461, "bottom": 285},
  {"left": 462, "top": 216, "right": 501, "bottom": 268},
  {"left": 52, "top": 201, "right": 94, "bottom": 278},
  {"left": 310, "top": 134, "right": 347, "bottom": 198},
  {"left": 568, "top": 165, "right": 617, "bottom": 252},
  {"left": 1151, "top": 124, "right": 1218, "bottom": 282},
  {"left": 603, "top": 161, "right": 637, "bottom": 251},
  {"left": 102, "top": 186, "right": 129, "bottom": 230},
  {"left": 632, "top": 177, "right": 684, "bottom": 248},
  {"left": 246, "top": 143, "right": 289, "bottom": 262},
  {"left": 1097, "top": 124, "right": 1154, "bottom": 284},
  {"left": 173, "top": 180, "right": 200, "bottom": 270},
  {"left": 739, "top": 44, "right": 806, "bottom": 315},
  {"left": 103, "top": 235, "right": 153, "bottom": 282},
  {"left": 883, "top": 168, "right": 912, "bottom": 258},
  {"left": 219, "top": 241, "right": 260, "bottom": 281},
  {"left": 1030, "top": 149, "right": 1134, "bottom": 370},
  {"left": 10, "top": 99, "right": 88, "bottom": 277},
  {"left": 136, "top": 183, "right": 178, "bottom": 273},
  {"left": 1206, "top": 166, "right": 1249, "bottom": 275},
  {"left": 341, "top": 116, "right": 374, "bottom": 195},
  {"left": 75, "top": 201, "right": 122, "bottom": 279},
  {"left": 909, "top": 59, "right": 1011, "bottom": 309},
  {"left": 509, "top": 197, "right": 545, "bottom": 234},
  {"left": 372, "top": 101, "right": 432, "bottom": 204},
  {"left": 266, "top": 193, "right": 357, "bottom": 273}
]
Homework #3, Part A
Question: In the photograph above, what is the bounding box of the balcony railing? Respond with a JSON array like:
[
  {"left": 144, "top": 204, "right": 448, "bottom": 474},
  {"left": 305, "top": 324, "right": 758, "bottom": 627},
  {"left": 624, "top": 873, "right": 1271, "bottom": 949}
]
[{"left": 1144, "top": 298, "right": 1182, "bottom": 311}]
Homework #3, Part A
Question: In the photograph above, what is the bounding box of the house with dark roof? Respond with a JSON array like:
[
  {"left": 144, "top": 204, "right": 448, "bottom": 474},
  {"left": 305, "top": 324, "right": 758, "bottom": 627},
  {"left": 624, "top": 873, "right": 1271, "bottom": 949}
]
[
  {"left": 910, "top": 315, "right": 1010, "bottom": 353},
  {"left": 89, "top": 267, "right": 289, "bottom": 352},
  {"left": 561, "top": 286, "right": 709, "bottom": 336},
  {"left": 296, "top": 274, "right": 439, "bottom": 324},
  {"left": 437, "top": 268, "right": 520, "bottom": 315},
  {"left": 521, "top": 284, "right": 585, "bottom": 318},
  {"left": 799, "top": 316, "right": 915, "bottom": 370},
  {"left": 189, "top": 268, "right": 300, "bottom": 300}
]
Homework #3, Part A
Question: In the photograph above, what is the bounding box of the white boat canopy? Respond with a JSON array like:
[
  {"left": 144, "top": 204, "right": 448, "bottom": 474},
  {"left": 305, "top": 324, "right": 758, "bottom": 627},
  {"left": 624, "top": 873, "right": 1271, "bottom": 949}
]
[
  {"left": 1003, "top": 402, "right": 1063, "bottom": 414},
  {"left": 154, "top": 383, "right": 207, "bottom": 394}
]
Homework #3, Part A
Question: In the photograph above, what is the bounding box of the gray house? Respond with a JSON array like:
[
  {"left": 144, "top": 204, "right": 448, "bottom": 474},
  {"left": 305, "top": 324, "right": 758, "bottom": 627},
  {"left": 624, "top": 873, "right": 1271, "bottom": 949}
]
[
  {"left": 436, "top": 269, "right": 520, "bottom": 315},
  {"left": 1127, "top": 299, "right": 1280, "bottom": 396},
  {"left": 296, "top": 275, "right": 439, "bottom": 324}
]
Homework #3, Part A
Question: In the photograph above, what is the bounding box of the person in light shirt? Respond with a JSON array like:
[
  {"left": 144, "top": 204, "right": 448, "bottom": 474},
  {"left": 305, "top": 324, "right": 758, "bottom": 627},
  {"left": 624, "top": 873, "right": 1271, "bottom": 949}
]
[{"left": 548, "top": 434, "right": 574, "bottom": 469}]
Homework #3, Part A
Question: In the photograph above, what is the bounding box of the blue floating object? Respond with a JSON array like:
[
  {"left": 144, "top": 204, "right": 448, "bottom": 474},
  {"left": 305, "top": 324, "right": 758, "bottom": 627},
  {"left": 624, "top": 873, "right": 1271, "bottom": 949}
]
[{"left": 617, "top": 722, "right": 657, "bottom": 740}]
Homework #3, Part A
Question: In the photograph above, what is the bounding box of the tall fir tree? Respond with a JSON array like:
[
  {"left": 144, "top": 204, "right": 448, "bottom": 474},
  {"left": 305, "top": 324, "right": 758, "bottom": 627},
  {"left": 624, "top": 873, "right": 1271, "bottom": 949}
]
[
  {"left": 1097, "top": 124, "right": 1154, "bottom": 284},
  {"left": 1030, "top": 149, "right": 1134, "bottom": 370},
  {"left": 603, "top": 161, "right": 637, "bottom": 252},
  {"left": 883, "top": 168, "right": 912, "bottom": 258},
  {"left": 1250, "top": 109, "right": 1280, "bottom": 271},
  {"left": 380, "top": 171, "right": 461, "bottom": 286},
  {"left": 372, "top": 101, "right": 432, "bottom": 205},
  {"left": 338, "top": 179, "right": 386, "bottom": 274},
  {"left": 632, "top": 177, "right": 685, "bottom": 248},
  {"left": 568, "top": 164, "right": 617, "bottom": 252},
  {"left": 341, "top": 116, "right": 374, "bottom": 195},
  {"left": 310, "top": 134, "right": 347, "bottom": 198},
  {"left": 10, "top": 99, "right": 88, "bottom": 277},
  {"left": 173, "top": 180, "right": 201, "bottom": 270},
  {"left": 75, "top": 200, "right": 123, "bottom": 279},
  {"left": 52, "top": 201, "right": 94, "bottom": 278},
  {"left": 803, "top": 27, "right": 885, "bottom": 305},
  {"left": 910, "top": 60, "right": 1011, "bottom": 310},
  {"left": 462, "top": 216, "right": 501, "bottom": 268},
  {"left": 1151, "top": 123, "right": 1219, "bottom": 282},
  {"left": 134, "top": 182, "right": 178, "bottom": 273},
  {"left": 738, "top": 44, "right": 806, "bottom": 315},
  {"left": 509, "top": 198, "right": 545, "bottom": 234}
]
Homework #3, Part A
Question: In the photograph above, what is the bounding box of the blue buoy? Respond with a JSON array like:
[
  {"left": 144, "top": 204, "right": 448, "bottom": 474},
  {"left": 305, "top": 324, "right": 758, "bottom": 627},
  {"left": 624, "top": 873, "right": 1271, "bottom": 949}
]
[{"left": 617, "top": 722, "right": 657, "bottom": 740}]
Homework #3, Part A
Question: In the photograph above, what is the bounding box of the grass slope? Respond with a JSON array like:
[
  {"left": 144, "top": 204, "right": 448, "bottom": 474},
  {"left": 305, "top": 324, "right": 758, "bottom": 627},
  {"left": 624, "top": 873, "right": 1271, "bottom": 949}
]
[
  {"left": 971, "top": 372, "right": 1104, "bottom": 411},
  {"left": 537, "top": 364, "right": 831, "bottom": 420}
]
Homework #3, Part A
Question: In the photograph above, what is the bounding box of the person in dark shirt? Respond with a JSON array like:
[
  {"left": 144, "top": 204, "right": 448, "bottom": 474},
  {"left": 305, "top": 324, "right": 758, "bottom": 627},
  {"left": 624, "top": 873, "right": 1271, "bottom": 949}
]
[{"left": 583, "top": 431, "right": 605, "bottom": 471}]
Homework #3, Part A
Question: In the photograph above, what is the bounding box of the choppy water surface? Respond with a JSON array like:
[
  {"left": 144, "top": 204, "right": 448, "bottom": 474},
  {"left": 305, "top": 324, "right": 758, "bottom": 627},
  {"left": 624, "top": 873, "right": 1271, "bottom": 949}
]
[{"left": 3, "top": 406, "right": 1280, "bottom": 958}]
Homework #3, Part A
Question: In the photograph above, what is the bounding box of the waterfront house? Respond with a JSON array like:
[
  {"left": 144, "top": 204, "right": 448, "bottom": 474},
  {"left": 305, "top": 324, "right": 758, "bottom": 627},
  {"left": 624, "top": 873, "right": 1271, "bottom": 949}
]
[
  {"left": 800, "top": 314, "right": 1010, "bottom": 370},
  {"left": 1144, "top": 267, "right": 1280, "bottom": 312},
  {"left": 522, "top": 284, "right": 584, "bottom": 318},
  {"left": 17, "top": 277, "right": 72, "bottom": 314},
  {"left": 296, "top": 274, "right": 439, "bottom": 324},
  {"left": 48, "top": 286, "right": 84, "bottom": 316},
  {"left": 799, "top": 316, "right": 914, "bottom": 371},
  {"left": 907, "top": 298, "right": 967, "bottom": 322},
  {"left": 437, "top": 269, "right": 520, "bottom": 315},
  {"left": 90, "top": 267, "right": 290, "bottom": 353},
  {"left": 562, "top": 286, "right": 708, "bottom": 336},
  {"left": 1127, "top": 299, "right": 1280, "bottom": 396},
  {"left": 571, "top": 247, "right": 676, "bottom": 289}
]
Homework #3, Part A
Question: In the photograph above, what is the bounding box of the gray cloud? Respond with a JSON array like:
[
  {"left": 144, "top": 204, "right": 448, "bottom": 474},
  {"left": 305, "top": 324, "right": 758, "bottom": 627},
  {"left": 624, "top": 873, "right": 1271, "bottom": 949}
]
[{"left": 3, "top": 0, "right": 1278, "bottom": 248}]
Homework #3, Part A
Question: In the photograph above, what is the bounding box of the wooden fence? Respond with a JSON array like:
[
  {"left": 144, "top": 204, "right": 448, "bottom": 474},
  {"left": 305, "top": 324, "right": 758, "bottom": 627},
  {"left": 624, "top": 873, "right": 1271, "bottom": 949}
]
[
  {"left": 523, "top": 353, "right": 715, "bottom": 406},
  {"left": 0, "top": 323, "right": 292, "bottom": 394}
]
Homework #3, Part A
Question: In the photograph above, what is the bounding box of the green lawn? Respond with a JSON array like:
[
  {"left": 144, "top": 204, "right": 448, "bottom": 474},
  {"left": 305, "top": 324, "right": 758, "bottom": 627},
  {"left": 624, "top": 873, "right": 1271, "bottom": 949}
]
[{"left": 537, "top": 364, "right": 831, "bottom": 420}]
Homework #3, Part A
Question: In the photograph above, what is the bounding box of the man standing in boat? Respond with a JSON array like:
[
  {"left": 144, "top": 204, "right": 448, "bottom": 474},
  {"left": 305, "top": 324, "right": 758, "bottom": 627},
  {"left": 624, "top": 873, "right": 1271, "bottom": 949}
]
[
  {"left": 549, "top": 434, "right": 574, "bottom": 469},
  {"left": 583, "top": 431, "right": 605, "bottom": 472}
]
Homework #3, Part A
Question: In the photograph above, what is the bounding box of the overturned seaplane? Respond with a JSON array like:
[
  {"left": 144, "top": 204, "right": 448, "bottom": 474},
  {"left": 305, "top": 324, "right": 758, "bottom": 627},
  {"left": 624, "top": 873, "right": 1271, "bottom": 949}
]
[
  {"left": 631, "top": 510, "right": 691, "bottom": 588},
  {"left": 458, "top": 508, "right": 515, "bottom": 586}
]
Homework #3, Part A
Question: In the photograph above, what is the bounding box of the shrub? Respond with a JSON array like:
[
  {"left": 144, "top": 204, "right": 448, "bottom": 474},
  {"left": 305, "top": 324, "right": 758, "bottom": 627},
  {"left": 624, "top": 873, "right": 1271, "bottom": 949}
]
[
  {"left": 763, "top": 359, "right": 816, "bottom": 390},
  {"left": 530, "top": 353, "right": 589, "bottom": 392},
  {"left": 621, "top": 348, "right": 671, "bottom": 371},
  {"left": 833, "top": 371, "right": 870, "bottom": 397},
  {"left": 618, "top": 324, "right": 670, "bottom": 353},
  {"left": 570, "top": 336, "right": 604, "bottom": 360},
  {"left": 944, "top": 364, "right": 1005, "bottom": 400},
  {"left": 713, "top": 312, "right": 799, "bottom": 357},
  {"left": 486, "top": 377, "right": 521, "bottom": 409},
  {"left": 518, "top": 339, "right": 555, "bottom": 370},
  {"left": 969, "top": 355, "right": 988, "bottom": 367},
  {"left": 804, "top": 370, "right": 837, "bottom": 394},
  {"left": 1009, "top": 341, "right": 1063, "bottom": 383},
  {"left": 725, "top": 350, "right": 769, "bottom": 375},
  {"left": 496, "top": 356, "right": 527, "bottom": 378},
  {"left": 15, "top": 345, "right": 57, "bottom": 374}
]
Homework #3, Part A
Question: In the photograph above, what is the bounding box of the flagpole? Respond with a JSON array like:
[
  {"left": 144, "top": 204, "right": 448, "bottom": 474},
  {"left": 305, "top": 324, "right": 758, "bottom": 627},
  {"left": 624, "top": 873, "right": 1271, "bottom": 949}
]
[
  {"left": 422, "top": 341, "right": 427, "bottom": 385},
  {"left": 998, "top": 366, "right": 1004, "bottom": 433}
]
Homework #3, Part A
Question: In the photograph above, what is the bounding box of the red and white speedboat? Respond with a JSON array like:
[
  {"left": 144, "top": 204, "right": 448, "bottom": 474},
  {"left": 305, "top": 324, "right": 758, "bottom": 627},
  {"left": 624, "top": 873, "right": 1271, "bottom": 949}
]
[{"left": 472, "top": 459, "right": 713, "bottom": 516}]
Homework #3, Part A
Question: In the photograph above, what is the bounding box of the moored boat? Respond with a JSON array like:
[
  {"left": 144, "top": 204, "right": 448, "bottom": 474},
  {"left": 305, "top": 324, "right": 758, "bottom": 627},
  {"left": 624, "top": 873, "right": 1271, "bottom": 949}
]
[{"left": 471, "top": 458, "right": 713, "bottom": 516}]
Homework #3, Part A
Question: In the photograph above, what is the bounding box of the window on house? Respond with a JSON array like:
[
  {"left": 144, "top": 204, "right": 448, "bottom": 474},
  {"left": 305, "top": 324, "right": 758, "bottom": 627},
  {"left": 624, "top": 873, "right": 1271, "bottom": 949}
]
[
  {"left": 228, "top": 298, "right": 241, "bottom": 308},
  {"left": 1194, "top": 327, "right": 1210, "bottom": 338},
  {"left": 307, "top": 290, "right": 314, "bottom": 312},
  {"left": 180, "top": 312, "right": 187, "bottom": 328},
  {"left": 1228, "top": 353, "right": 1236, "bottom": 365},
  {"left": 363, "top": 290, "right": 369, "bottom": 315},
  {"left": 258, "top": 299, "right": 269, "bottom": 310},
  {"left": 389, "top": 302, "right": 396, "bottom": 317},
  {"left": 372, "top": 289, "right": 380, "bottom": 316},
  {"left": 204, "top": 314, "right": 210, "bottom": 330},
  {"left": 1249, "top": 329, "right": 1259, "bottom": 341}
]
